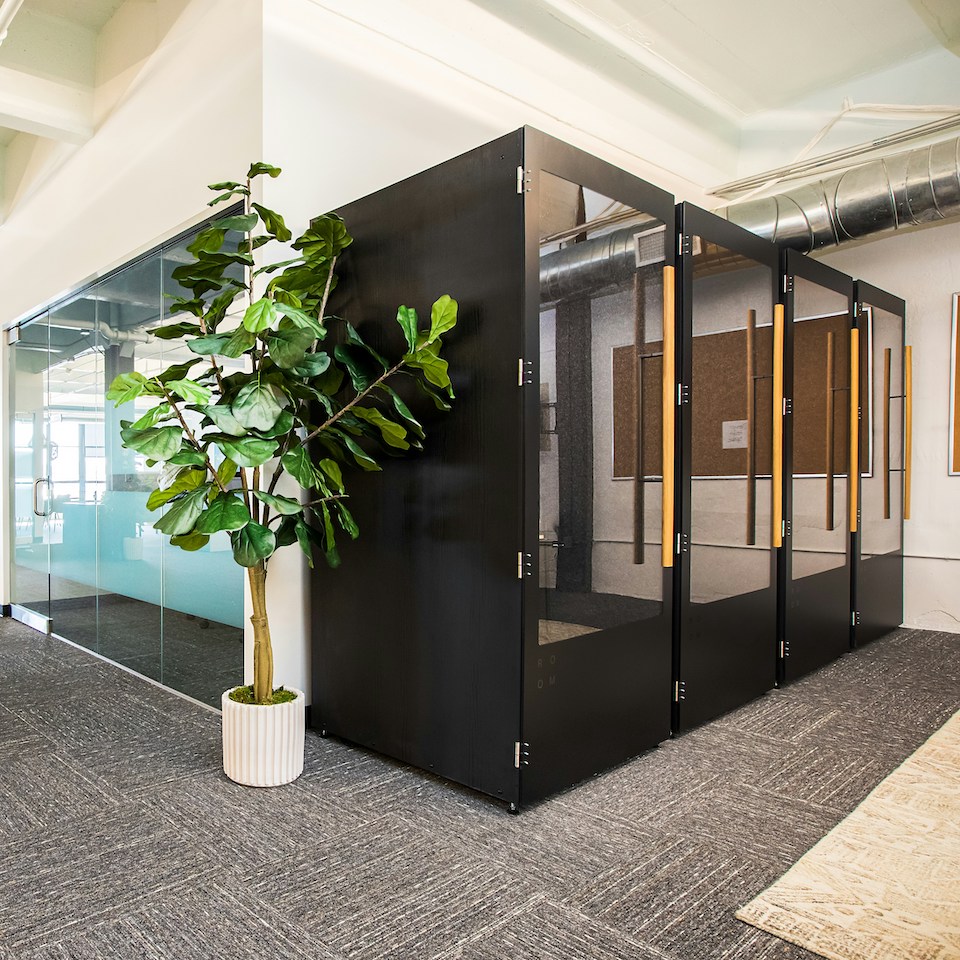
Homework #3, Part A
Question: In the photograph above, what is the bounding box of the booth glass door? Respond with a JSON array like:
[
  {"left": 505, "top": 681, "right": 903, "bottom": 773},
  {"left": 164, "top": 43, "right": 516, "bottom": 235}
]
[
  {"left": 782, "top": 251, "right": 855, "bottom": 682},
  {"left": 521, "top": 132, "right": 675, "bottom": 804},
  {"left": 854, "top": 283, "right": 905, "bottom": 644},
  {"left": 675, "top": 204, "right": 778, "bottom": 730}
]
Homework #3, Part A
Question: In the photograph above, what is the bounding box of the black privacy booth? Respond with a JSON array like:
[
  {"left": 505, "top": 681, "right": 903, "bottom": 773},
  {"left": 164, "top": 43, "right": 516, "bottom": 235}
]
[
  {"left": 311, "top": 128, "right": 676, "bottom": 809},
  {"left": 310, "top": 127, "right": 912, "bottom": 809}
]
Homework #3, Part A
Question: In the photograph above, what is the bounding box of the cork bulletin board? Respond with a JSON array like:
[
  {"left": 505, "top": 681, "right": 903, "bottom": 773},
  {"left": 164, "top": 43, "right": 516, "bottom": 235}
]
[{"left": 612, "top": 313, "right": 871, "bottom": 480}]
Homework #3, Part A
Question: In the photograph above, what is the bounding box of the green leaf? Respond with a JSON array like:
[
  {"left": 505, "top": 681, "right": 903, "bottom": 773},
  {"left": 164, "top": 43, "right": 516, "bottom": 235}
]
[
  {"left": 167, "top": 446, "right": 207, "bottom": 466},
  {"left": 213, "top": 435, "right": 278, "bottom": 468},
  {"left": 232, "top": 382, "right": 284, "bottom": 432},
  {"left": 230, "top": 521, "right": 277, "bottom": 566},
  {"left": 216, "top": 213, "right": 258, "bottom": 232},
  {"left": 146, "top": 468, "right": 205, "bottom": 511},
  {"left": 291, "top": 352, "right": 331, "bottom": 378},
  {"left": 167, "top": 378, "right": 212, "bottom": 405},
  {"left": 187, "top": 333, "right": 231, "bottom": 356},
  {"left": 346, "top": 322, "right": 388, "bottom": 371},
  {"left": 275, "top": 516, "right": 299, "bottom": 547},
  {"left": 222, "top": 326, "right": 257, "bottom": 358},
  {"left": 330, "top": 429, "right": 380, "bottom": 472},
  {"left": 334, "top": 344, "right": 380, "bottom": 392},
  {"left": 254, "top": 491, "right": 302, "bottom": 515},
  {"left": 266, "top": 326, "right": 316, "bottom": 369},
  {"left": 319, "top": 505, "right": 340, "bottom": 567},
  {"left": 257, "top": 409, "right": 294, "bottom": 439},
  {"left": 208, "top": 188, "right": 249, "bottom": 206},
  {"left": 352, "top": 406, "right": 409, "bottom": 450},
  {"left": 149, "top": 321, "right": 202, "bottom": 340},
  {"left": 379, "top": 385, "right": 424, "bottom": 439},
  {"left": 294, "top": 519, "right": 314, "bottom": 568},
  {"left": 318, "top": 458, "right": 344, "bottom": 492},
  {"left": 274, "top": 302, "right": 325, "bottom": 338},
  {"left": 207, "top": 180, "right": 244, "bottom": 191},
  {"left": 186, "top": 227, "right": 226, "bottom": 257},
  {"left": 131, "top": 403, "right": 173, "bottom": 430},
  {"left": 154, "top": 485, "right": 210, "bottom": 536},
  {"left": 216, "top": 457, "right": 238, "bottom": 487},
  {"left": 292, "top": 213, "right": 352, "bottom": 261},
  {"left": 396, "top": 306, "right": 418, "bottom": 353},
  {"left": 280, "top": 446, "right": 318, "bottom": 488},
  {"left": 201, "top": 404, "right": 247, "bottom": 437},
  {"left": 170, "top": 531, "right": 209, "bottom": 552},
  {"left": 243, "top": 298, "right": 277, "bottom": 333},
  {"left": 195, "top": 493, "right": 251, "bottom": 534},
  {"left": 107, "top": 371, "right": 149, "bottom": 405},
  {"left": 426, "top": 295, "right": 459, "bottom": 344},
  {"left": 406, "top": 341, "right": 453, "bottom": 396},
  {"left": 167, "top": 297, "right": 205, "bottom": 318},
  {"left": 334, "top": 501, "right": 359, "bottom": 539},
  {"left": 156, "top": 359, "right": 203, "bottom": 384},
  {"left": 252, "top": 202, "right": 292, "bottom": 242},
  {"left": 120, "top": 424, "right": 183, "bottom": 461},
  {"left": 253, "top": 257, "right": 303, "bottom": 278},
  {"left": 247, "top": 162, "right": 282, "bottom": 179}
]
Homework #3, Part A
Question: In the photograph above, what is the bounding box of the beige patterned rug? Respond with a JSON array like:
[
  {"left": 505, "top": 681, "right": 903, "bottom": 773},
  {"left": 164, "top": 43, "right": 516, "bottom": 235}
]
[{"left": 737, "top": 709, "right": 960, "bottom": 960}]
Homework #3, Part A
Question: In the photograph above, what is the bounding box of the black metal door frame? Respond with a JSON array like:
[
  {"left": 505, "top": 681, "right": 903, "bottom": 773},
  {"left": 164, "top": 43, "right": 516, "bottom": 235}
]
[
  {"left": 674, "top": 203, "right": 779, "bottom": 731},
  {"left": 852, "top": 281, "right": 906, "bottom": 645},
  {"left": 519, "top": 128, "right": 676, "bottom": 806},
  {"left": 780, "top": 249, "right": 855, "bottom": 684}
]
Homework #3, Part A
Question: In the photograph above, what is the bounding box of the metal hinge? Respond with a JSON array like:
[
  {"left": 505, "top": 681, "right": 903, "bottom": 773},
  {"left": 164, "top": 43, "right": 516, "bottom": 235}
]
[
  {"left": 518, "top": 357, "right": 533, "bottom": 386},
  {"left": 674, "top": 680, "right": 686, "bottom": 703},
  {"left": 783, "top": 397, "right": 792, "bottom": 416},
  {"left": 780, "top": 640, "right": 790, "bottom": 658},
  {"left": 678, "top": 382, "right": 690, "bottom": 405},
  {"left": 676, "top": 532, "right": 689, "bottom": 555},
  {"left": 678, "top": 232, "right": 692, "bottom": 257},
  {"left": 783, "top": 275, "right": 794, "bottom": 294},
  {"left": 517, "top": 166, "right": 531, "bottom": 194},
  {"left": 851, "top": 611, "right": 861, "bottom": 626},
  {"left": 514, "top": 741, "right": 530, "bottom": 768},
  {"left": 782, "top": 519, "right": 791, "bottom": 538},
  {"left": 517, "top": 552, "right": 532, "bottom": 579}
]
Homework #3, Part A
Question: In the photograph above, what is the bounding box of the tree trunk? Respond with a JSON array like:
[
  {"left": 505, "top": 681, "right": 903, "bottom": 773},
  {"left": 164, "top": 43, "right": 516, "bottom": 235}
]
[{"left": 248, "top": 562, "right": 274, "bottom": 703}]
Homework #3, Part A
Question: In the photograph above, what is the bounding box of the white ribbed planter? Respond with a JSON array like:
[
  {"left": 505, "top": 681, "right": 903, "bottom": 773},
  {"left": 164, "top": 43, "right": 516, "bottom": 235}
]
[{"left": 221, "top": 687, "right": 305, "bottom": 787}]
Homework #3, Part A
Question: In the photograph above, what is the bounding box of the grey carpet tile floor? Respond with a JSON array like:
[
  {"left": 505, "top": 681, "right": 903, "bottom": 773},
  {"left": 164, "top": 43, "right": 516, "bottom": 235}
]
[{"left": 0, "top": 616, "right": 957, "bottom": 959}]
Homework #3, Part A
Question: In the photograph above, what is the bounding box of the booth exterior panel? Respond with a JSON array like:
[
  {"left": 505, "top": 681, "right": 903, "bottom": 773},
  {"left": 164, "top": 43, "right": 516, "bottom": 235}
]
[{"left": 313, "top": 131, "right": 526, "bottom": 806}]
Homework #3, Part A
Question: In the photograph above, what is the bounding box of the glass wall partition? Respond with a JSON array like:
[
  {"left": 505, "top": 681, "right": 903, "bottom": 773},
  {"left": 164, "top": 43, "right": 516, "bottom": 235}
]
[{"left": 8, "top": 215, "right": 244, "bottom": 706}]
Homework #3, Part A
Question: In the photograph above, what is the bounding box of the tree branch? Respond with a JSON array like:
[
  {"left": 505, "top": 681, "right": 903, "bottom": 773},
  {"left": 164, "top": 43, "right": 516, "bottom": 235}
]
[{"left": 157, "top": 384, "right": 228, "bottom": 494}]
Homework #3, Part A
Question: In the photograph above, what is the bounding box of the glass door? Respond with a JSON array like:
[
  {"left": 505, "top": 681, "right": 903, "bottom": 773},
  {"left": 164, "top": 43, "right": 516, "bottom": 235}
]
[
  {"left": 10, "top": 315, "right": 52, "bottom": 629},
  {"left": 781, "top": 250, "right": 855, "bottom": 683},
  {"left": 521, "top": 131, "right": 675, "bottom": 804},
  {"left": 854, "top": 282, "right": 905, "bottom": 645},
  {"left": 675, "top": 204, "right": 778, "bottom": 731}
]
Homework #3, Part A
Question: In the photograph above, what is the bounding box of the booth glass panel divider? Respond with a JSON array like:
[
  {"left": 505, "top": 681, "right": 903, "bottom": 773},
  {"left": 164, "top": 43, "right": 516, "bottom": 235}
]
[
  {"left": 852, "top": 282, "right": 906, "bottom": 645},
  {"left": 673, "top": 203, "right": 779, "bottom": 732},
  {"left": 780, "top": 250, "right": 855, "bottom": 684}
]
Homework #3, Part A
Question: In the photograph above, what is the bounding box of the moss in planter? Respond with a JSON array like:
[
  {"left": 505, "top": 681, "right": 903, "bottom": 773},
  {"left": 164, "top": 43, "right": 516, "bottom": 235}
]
[{"left": 229, "top": 685, "right": 298, "bottom": 705}]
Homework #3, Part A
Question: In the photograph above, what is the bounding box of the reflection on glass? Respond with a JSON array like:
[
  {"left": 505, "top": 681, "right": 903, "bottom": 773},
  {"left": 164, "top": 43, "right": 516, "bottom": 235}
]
[
  {"left": 538, "top": 171, "right": 664, "bottom": 644},
  {"left": 688, "top": 239, "right": 774, "bottom": 603},
  {"left": 7, "top": 218, "right": 244, "bottom": 705},
  {"left": 791, "top": 278, "right": 851, "bottom": 580},
  {"left": 861, "top": 306, "right": 903, "bottom": 558}
]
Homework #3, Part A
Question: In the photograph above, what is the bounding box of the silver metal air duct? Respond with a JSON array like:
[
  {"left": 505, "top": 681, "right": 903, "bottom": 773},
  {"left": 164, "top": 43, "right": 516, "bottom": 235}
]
[
  {"left": 717, "top": 136, "right": 960, "bottom": 253},
  {"left": 539, "top": 224, "right": 665, "bottom": 304},
  {"left": 538, "top": 136, "right": 960, "bottom": 301}
]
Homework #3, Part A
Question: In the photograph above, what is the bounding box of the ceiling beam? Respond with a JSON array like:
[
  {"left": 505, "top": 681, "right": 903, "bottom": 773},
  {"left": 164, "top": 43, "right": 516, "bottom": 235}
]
[{"left": 0, "top": 64, "right": 93, "bottom": 143}]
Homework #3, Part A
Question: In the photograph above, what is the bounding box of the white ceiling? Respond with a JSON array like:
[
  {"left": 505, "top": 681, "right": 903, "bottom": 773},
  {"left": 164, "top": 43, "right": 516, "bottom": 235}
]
[{"left": 0, "top": 0, "right": 958, "bottom": 215}]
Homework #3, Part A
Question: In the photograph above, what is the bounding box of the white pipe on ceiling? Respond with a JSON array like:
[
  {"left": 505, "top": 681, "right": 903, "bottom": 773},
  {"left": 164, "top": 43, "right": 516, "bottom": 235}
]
[{"left": 0, "top": 0, "right": 26, "bottom": 46}]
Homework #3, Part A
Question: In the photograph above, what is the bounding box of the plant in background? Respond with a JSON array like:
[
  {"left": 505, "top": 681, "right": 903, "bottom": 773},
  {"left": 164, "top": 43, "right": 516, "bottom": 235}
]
[{"left": 107, "top": 163, "right": 457, "bottom": 705}]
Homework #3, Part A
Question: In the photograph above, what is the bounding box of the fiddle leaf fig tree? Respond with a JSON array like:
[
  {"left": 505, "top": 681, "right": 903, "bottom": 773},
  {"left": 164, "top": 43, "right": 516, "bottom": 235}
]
[{"left": 107, "top": 163, "right": 457, "bottom": 704}]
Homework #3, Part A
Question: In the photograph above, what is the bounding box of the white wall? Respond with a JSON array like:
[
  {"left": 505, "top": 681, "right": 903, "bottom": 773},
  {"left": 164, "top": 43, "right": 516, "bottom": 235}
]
[{"left": 816, "top": 220, "right": 960, "bottom": 633}]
